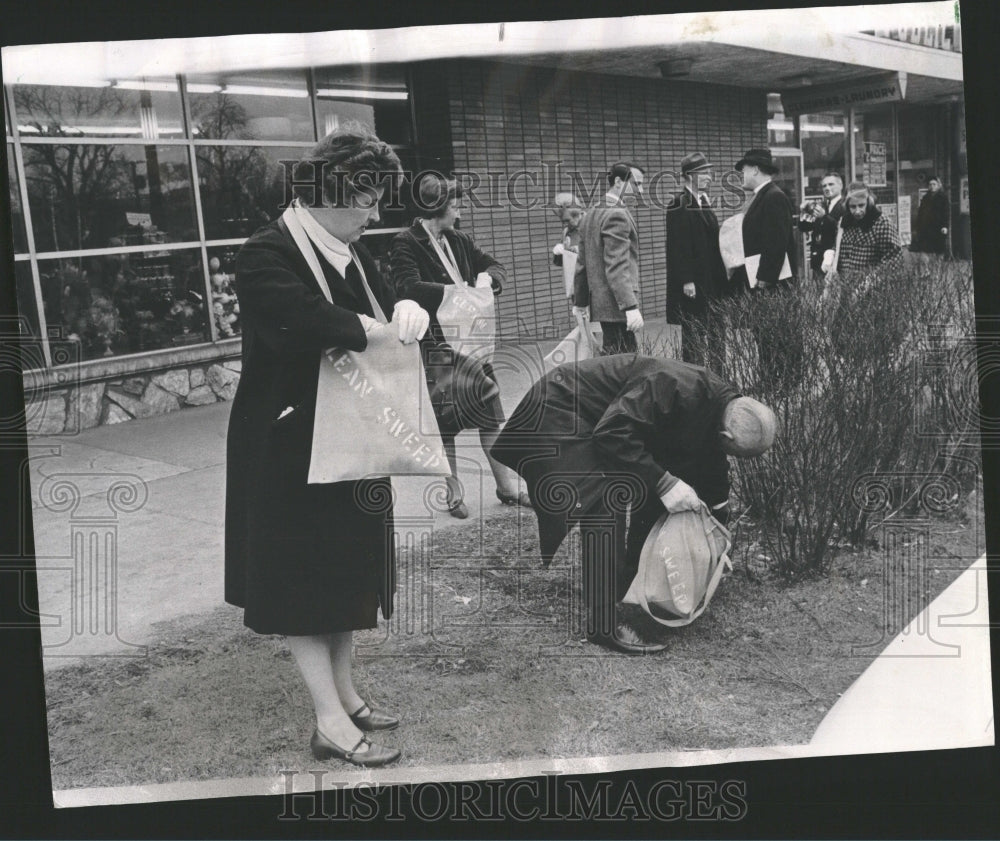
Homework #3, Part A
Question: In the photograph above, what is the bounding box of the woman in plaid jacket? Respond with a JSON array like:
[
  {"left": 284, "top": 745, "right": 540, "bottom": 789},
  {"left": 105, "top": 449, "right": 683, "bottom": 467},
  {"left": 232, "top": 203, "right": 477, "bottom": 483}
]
[
  {"left": 824, "top": 181, "right": 903, "bottom": 279},
  {"left": 822, "top": 182, "right": 905, "bottom": 358}
]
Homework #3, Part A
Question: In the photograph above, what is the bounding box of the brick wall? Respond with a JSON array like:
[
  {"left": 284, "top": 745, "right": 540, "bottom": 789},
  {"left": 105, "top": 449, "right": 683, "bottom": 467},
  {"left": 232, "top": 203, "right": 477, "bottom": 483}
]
[{"left": 414, "top": 60, "right": 768, "bottom": 339}]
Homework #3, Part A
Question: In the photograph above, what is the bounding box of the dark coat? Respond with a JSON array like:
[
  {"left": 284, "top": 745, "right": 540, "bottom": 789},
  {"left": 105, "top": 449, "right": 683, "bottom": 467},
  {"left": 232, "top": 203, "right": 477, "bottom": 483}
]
[
  {"left": 665, "top": 189, "right": 728, "bottom": 323},
  {"left": 913, "top": 189, "right": 949, "bottom": 254},
  {"left": 734, "top": 181, "right": 797, "bottom": 289},
  {"left": 491, "top": 355, "right": 739, "bottom": 563},
  {"left": 388, "top": 220, "right": 504, "bottom": 345},
  {"left": 224, "top": 219, "right": 401, "bottom": 636},
  {"left": 799, "top": 195, "right": 846, "bottom": 271}
]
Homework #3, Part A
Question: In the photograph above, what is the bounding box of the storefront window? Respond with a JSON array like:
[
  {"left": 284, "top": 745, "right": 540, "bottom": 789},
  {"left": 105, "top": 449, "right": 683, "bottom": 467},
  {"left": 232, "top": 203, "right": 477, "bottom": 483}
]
[
  {"left": 38, "top": 248, "right": 208, "bottom": 362},
  {"left": 852, "top": 109, "right": 896, "bottom": 203},
  {"left": 800, "top": 111, "right": 847, "bottom": 197},
  {"left": 12, "top": 81, "right": 184, "bottom": 139},
  {"left": 205, "top": 245, "right": 242, "bottom": 339},
  {"left": 22, "top": 144, "right": 197, "bottom": 253},
  {"left": 767, "top": 93, "right": 796, "bottom": 148},
  {"left": 197, "top": 144, "right": 305, "bottom": 240},
  {"left": 7, "top": 145, "right": 28, "bottom": 252},
  {"left": 186, "top": 71, "right": 313, "bottom": 141},
  {"left": 314, "top": 65, "right": 412, "bottom": 147}
]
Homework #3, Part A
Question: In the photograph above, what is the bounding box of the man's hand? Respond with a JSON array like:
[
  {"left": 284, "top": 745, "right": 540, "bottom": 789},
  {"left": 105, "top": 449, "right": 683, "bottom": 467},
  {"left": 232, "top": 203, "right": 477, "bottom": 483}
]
[
  {"left": 683, "top": 282, "right": 697, "bottom": 299},
  {"left": 811, "top": 203, "right": 826, "bottom": 219},
  {"left": 392, "top": 299, "right": 429, "bottom": 344},
  {"left": 660, "top": 479, "right": 701, "bottom": 513},
  {"left": 625, "top": 308, "right": 644, "bottom": 332},
  {"left": 820, "top": 249, "right": 836, "bottom": 274}
]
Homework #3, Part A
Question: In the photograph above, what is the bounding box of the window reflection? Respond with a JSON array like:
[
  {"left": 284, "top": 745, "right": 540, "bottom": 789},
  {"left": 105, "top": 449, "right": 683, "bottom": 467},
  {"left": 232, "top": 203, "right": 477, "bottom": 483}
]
[
  {"left": 12, "top": 82, "right": 183, "bottom": 139},
  {"left": 14, "top": 262, "right": 40, "bottom": 339},
  {"left": 197, "top": 144, "right": 303, "bottom": 240},
  {"left": 314, "top": 64, "right": 412, "bottom": 146},
  {"left": 186, "top": 71, "right": 312, "bottom": 141},
  {"left": 22, "top": 144, "right": 197, "bottom": 253},
  {"left": 7, "top": 146, "right": 28, "bottom": 252},
  {"left": 38, "top": 249, "right": 208, "bottom": 361}
]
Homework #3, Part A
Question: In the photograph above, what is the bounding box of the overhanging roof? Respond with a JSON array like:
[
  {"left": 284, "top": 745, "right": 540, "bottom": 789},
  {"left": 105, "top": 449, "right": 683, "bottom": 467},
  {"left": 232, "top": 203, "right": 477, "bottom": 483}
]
[{"left": 1, "top": 5, "right": 963, "bottom": 105}]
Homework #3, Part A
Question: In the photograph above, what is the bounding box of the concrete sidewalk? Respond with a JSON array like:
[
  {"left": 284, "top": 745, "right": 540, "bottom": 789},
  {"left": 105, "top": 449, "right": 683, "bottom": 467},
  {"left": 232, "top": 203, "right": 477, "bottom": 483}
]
[{"left": 24, "top": 322, "right": 673, "bottom": 670}]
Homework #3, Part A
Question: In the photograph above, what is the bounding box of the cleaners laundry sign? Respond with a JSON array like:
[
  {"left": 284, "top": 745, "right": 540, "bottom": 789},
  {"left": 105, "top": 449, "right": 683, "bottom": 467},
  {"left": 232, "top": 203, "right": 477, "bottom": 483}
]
[{"left": 781, "top": 72, "right": 907, "bottom": 116}]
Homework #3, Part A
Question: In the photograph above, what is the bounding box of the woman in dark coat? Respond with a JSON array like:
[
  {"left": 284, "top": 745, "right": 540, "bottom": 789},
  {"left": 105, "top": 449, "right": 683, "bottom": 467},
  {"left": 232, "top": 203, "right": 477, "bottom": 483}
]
[
  {"left": 389, "top": 175, "right": 529, "bottom": 518},
  {"left": 225, "top": 127, "right": 429, "bottom": 768},
  {"left": 912, "top": 175, "right": 950, "bottom": 255}
]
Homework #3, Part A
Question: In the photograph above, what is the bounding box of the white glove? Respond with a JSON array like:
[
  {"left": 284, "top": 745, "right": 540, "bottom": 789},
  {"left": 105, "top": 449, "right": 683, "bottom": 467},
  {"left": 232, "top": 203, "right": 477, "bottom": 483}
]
[
  {"left": 552, "top": 243, "right": 565, "bottom": 256},
  {"left": 660, "top": 479, "right": 701, "bottom": 513},
  {"left": 475, "top": 271, "right": 494, "bottom": 289},
  {"left": 821, "top": 249, "right": 835, "bottom": 274},
  {"left": 392, "top": 299, "right": 429, "bottom": 344},
  {"left": 683, "top": 282, "right": 696, "bottom": 299},
  {"left": 625, "top": 308, "right": 644, "bottom": 332},
  {"left": 572, "top": 305, "right": 589, "bottom": 321}
]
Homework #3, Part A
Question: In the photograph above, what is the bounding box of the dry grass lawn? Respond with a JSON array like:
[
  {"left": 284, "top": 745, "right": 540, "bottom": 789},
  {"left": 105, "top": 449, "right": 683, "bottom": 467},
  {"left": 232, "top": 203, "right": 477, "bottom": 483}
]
[{"left": 44, "top": 492, "right": 984, "bottom": 790}]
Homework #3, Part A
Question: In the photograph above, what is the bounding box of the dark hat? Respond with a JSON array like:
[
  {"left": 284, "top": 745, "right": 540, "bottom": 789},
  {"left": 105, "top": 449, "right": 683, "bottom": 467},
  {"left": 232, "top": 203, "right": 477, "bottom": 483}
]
[
  {"left": 680, "top": 151, "right": 713, "bottom": 176},
  {"left": 735, "top": 148, "right": 779, "bottom": 175}
]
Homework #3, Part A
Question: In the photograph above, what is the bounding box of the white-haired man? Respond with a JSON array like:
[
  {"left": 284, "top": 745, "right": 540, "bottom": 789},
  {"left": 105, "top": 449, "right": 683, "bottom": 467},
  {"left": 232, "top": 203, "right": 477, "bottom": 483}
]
[{"left": 491, "top": 355, "right": 775, "bottom": 654}]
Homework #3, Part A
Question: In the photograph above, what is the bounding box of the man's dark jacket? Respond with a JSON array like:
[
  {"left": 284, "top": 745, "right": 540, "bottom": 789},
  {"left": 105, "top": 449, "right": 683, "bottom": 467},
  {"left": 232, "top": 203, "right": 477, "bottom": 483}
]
[
  {"left": 491, "top": 355, "right": 739, "bottom": 562},
  {"left": 798, "top": 196, "right": 845, "bottom": 272},
  {"left": 666, "top": 189, "right": 729, "bottom": 323},
  {"left": 735, "top": 181, "right": 797, "bottom": 288}
]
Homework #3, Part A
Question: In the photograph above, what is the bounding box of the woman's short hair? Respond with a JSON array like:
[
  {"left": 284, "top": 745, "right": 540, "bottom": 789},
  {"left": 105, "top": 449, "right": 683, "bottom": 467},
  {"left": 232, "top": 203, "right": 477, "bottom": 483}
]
[
  {"left": 414, "top": 174, "right": 462, "bottom": 219},
  {"left": 844, "top": 181, "right": 880, "bottom": 223},
  {"left": 291, "top": 123, "right": 402, "bottom": 208}
]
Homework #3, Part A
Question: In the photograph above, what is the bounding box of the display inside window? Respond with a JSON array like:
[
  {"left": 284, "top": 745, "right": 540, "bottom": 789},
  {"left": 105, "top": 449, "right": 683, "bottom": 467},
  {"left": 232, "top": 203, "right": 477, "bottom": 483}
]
[
  {"left": 38, "top": 249, "right": 208, "bottom": 361},
  {"left": 186, "top": 71, "right": 312, "bottom": 141},
  {"left": 767, "top": 93, "right": 796, "bottom": 148},
  {"left": 205, "top": 246, "right": 242, "bottom": 338},
  {"left": 23, "top": 144, "right": 197, "bottom": 253},
  {"left": 12, "top": 81, "right": 183, "bottom": 139},
  {"left": 197, "top": 144, "right": 305, "bottom": 240},
  {"left": 7, "top": 146, "right": 28, "bottom": 252}
]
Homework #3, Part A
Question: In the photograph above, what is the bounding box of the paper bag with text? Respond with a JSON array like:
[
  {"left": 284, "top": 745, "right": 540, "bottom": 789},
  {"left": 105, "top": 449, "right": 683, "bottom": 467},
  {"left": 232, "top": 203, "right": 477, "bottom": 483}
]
[
  {"left": 308, "top": 324, "right": 449, "bottom": 484},
  {"left": 436, "top": 284, "right": 496, "bottom": 364}
]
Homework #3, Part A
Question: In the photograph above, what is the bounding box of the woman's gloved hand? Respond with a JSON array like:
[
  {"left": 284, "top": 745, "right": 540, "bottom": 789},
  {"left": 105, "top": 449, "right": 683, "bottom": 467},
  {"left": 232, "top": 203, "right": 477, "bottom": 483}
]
[{"left": 392, "top": 299, "right": 430, "bottom": 344}]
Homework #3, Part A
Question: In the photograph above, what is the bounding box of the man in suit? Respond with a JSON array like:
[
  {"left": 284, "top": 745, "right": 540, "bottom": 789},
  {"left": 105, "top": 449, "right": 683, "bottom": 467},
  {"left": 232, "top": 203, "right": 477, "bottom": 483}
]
[
  {"left": 798, "top": 171, "right": 845, "bottom": 282},
  {"left": 573, "top": 161, "right": 645, "bottom": 355},
  {"left": 491, "top": 355, "right": 775, "bottom": 654},
  {"left": 666, "top": 152, "right": 729, "bottom": 365},
  {"left": 733, "top": 148, "right": 801, "bottom": 383}
]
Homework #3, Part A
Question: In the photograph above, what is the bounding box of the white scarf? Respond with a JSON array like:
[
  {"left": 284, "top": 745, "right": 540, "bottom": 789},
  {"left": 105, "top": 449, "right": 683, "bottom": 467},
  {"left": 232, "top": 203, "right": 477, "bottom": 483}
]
[
  {"left": 420, "top": 219, "right": 465, "bottom": 287},
  {"left": 284, "top": 202, "right": 387, "bottom": 323}
]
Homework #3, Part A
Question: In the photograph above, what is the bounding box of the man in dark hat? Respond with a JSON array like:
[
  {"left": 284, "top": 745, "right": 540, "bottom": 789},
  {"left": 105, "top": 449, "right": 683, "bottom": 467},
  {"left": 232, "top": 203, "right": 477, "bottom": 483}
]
[
  {"left": 734, "top": 148, "right": 801, "bottom": 383},
  {"left": 491, "top": 355, "right": 775, "bottom": 654},
  {"left": 666, "top": 152, "right": 729, "bottom": 365}
]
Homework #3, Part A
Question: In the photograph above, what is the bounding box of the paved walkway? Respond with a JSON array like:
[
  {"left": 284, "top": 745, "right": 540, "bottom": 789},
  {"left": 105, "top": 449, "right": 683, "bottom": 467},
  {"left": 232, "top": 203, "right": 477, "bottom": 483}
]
[{"left": 27, "top": 323, "right": 675, "bottom": 669}]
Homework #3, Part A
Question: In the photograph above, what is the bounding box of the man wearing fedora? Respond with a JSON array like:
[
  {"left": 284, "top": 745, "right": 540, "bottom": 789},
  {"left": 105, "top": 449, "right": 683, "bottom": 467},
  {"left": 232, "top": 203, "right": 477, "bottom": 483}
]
[
  {"left": 666, "top": 152, "right": 729, "bottom": 365},
  {"left": 734, "top": 148, "right": 801, "bottom": 383},
  {"left": 491, "top": 355, "right": 775, "bottom": 654}
]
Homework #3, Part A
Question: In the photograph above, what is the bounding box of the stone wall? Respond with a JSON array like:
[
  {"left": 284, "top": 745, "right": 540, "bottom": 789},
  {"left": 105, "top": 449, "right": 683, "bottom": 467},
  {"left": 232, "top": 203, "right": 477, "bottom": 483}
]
[{"left": 24, "top": 359, "right": 242, "bottom": 436}]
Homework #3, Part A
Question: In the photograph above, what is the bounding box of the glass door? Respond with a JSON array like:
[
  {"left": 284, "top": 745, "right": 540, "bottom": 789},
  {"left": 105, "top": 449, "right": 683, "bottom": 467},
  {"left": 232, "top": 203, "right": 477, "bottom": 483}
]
[{"left": 770, "top": 147, "right": 807, "bottom": 276}]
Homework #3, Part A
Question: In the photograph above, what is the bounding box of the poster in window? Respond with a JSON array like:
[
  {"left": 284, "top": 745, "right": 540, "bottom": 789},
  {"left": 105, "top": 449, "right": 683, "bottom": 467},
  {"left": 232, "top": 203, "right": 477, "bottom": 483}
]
[
  {"left": 960, "top": 177, "right": 970, "bottom": 215},
  {"left": 897, "top": 195, "right": 912, "bottom": 246},
  {"left": 863, "top": 141, "right": 888, "bottom": 187}
]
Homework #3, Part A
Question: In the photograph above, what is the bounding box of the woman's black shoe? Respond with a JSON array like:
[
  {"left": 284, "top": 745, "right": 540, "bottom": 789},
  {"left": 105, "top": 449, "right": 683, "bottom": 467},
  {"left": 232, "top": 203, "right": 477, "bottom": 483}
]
[
  {"left": 310, "top": 729, "right": 401, "bottom": 767},
  {"left": 349, "top": 702, "right": 399, "bottom": 732}
]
